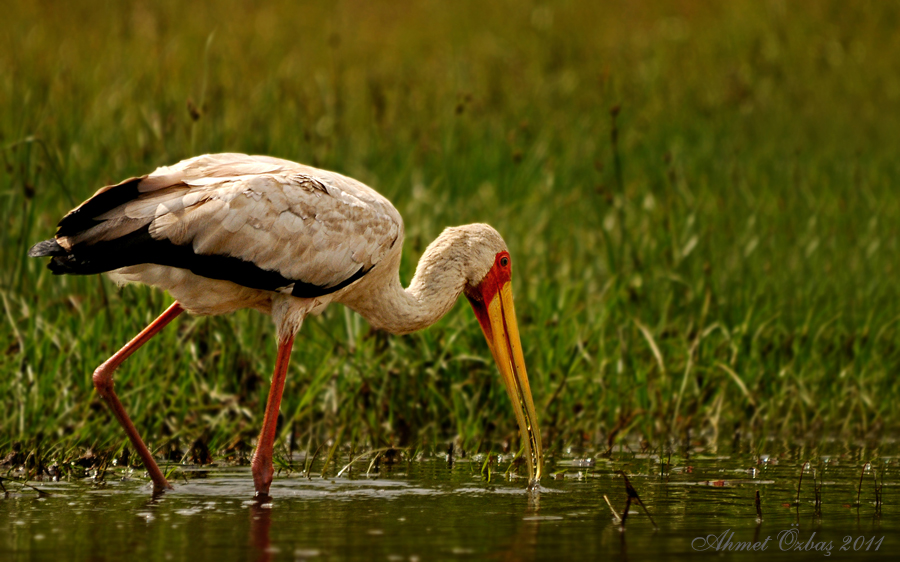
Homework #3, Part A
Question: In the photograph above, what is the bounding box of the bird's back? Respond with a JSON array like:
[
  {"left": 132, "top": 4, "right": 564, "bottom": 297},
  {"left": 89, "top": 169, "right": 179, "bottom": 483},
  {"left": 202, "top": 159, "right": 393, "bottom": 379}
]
[{"left": 30, "top": 154, "right": 403, "bottom": 313}]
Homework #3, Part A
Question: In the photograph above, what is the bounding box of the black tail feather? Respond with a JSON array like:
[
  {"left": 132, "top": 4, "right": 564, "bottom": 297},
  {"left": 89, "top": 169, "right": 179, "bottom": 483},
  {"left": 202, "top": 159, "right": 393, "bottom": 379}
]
[
  {"left": 47, "top": 255, "right": 81, "bottom": 275},
  {"left": 28, "top": 238, "right": 67, "bottom": 258},
  {"left": 30, "top": 175, "right": 147, "bottom": 275}
]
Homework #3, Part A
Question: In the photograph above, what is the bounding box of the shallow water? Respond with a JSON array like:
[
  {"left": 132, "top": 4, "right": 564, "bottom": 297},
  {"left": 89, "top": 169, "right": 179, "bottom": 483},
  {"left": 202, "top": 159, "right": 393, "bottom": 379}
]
[{"left": 1, "top": 452, "right": 897, "bottom": 560}]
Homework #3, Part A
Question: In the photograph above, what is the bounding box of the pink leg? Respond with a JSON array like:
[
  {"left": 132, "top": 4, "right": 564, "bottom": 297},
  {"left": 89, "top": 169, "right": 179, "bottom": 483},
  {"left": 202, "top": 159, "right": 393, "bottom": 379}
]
[
  {"left": 92, "top": 301, "right": 184, "bottom": 492},
  {"left": 251, "top": 333, "right": 295, "bottom": 497}
]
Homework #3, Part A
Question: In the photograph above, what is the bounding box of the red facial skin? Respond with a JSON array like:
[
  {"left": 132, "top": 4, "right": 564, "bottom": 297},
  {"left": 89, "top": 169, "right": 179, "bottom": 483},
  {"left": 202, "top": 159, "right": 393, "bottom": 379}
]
[{"left": 464, "top": 251, "right": 511, "bottom": 341}]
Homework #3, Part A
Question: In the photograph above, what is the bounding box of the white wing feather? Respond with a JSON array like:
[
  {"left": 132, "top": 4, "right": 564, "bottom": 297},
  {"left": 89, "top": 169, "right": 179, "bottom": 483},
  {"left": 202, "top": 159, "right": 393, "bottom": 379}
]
[{"left": 79, "top": 154, "right": 402, "bottom": 291}]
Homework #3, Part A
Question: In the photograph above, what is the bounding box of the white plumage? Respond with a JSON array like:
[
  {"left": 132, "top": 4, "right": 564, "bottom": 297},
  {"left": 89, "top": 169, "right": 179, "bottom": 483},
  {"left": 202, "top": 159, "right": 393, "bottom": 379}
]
[{"left": 66, "top": 153, "right": 402, "bottom": 317}]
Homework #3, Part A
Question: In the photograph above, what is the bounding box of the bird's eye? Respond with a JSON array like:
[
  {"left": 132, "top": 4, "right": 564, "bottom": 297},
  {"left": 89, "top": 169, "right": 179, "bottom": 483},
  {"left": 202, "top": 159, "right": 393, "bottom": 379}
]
[{"left": 500, "top": 256, "right": 509, "bottom": 267}]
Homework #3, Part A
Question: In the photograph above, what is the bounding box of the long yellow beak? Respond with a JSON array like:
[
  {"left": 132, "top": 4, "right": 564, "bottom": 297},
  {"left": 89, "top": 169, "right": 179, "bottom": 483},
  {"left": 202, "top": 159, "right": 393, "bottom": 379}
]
[{"left": 479, "top": 281, "right": 543, "bottom": 485}]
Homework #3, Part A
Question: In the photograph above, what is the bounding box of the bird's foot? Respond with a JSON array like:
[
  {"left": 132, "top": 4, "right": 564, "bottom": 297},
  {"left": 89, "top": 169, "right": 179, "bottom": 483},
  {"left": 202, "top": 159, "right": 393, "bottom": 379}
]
[
  {"left": 252, "top": 459, "right": 274, "bottom": 497},
  {"left": 150, "top": 479, "right": 174, "bottom": 498}
]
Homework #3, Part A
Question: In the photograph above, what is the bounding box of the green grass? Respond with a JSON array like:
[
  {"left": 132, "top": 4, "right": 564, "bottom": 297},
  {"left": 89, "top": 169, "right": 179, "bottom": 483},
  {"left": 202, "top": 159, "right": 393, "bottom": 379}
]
[{"left": 1, "top": 0, "right": 899, "bottom": 468}]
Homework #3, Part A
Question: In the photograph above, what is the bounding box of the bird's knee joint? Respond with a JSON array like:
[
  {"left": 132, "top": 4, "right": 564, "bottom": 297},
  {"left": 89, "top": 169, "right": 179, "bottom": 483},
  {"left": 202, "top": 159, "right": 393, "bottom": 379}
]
[{"left": 92, "top": 365, "right": 115, "bottom": 395}]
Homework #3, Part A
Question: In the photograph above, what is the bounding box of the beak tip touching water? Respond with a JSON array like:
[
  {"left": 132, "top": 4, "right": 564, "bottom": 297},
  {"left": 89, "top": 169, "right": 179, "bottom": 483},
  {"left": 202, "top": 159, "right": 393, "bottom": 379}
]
[{"left": 468, "top": 278, "right": 544, "bottom": 485}]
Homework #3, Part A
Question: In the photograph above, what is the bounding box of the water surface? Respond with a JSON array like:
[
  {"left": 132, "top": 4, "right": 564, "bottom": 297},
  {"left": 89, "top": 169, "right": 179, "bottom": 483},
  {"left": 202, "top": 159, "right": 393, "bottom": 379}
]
[{"left": 2, "top": 452, "right": 896, "bottom": 560}]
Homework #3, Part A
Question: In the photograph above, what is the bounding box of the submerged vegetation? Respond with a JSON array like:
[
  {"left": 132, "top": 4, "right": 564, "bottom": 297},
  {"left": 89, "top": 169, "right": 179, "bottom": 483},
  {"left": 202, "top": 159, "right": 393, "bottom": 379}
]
[{"left": 1, "top": 0, "right": 898, "bottom": 470}]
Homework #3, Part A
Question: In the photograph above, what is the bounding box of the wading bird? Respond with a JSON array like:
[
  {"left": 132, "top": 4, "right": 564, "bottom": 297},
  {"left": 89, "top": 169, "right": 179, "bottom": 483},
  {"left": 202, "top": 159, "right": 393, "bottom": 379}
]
[{"left": 29, "top": 153, "right": 543, "bottom": 496}]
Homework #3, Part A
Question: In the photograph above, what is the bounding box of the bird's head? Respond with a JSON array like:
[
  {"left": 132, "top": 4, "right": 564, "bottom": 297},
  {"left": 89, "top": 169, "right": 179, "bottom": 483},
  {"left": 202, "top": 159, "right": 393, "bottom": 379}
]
[{"left": 460, "top": 226, "right": 543, "bottom": 486}]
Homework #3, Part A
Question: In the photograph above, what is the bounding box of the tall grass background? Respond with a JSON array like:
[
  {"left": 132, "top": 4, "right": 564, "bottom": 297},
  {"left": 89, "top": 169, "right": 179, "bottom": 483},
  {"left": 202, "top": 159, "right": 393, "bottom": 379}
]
[{"left": 1, "top": 0, "right": 898, "bottom": 466}]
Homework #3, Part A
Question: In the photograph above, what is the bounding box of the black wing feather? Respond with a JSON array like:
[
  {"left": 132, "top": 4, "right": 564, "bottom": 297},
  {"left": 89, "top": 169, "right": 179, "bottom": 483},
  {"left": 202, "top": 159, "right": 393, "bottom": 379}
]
[
  {"left": 56, "top": 177, "right": 145, "bottom": 237},
  {"left": 36, "top": 224, "right": 370, "bottom": 299}
]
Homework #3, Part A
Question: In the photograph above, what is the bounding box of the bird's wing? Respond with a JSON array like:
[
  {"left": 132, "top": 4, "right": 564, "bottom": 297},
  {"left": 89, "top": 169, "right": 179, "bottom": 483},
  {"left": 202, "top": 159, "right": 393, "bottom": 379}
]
[{"left": 49, "top": 154, "right": 402, "bottom": 297}]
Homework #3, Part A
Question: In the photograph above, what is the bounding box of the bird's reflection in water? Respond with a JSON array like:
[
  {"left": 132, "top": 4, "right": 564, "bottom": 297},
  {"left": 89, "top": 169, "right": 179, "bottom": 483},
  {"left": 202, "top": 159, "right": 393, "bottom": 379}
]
[
  {"left": 527, "top": 486, "right": 541, "bottom": 515},
  {"left": 497, "top": 487, "right": 542, "bottom": 561},
  {"left": 249, "top": 496, "right": 273, "bottom": 562}
]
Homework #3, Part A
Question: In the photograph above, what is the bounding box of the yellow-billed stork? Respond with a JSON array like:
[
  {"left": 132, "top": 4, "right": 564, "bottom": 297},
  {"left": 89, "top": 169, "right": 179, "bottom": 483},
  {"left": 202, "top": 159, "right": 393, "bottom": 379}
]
[{"left": 29, "top": 153, "right": 543, "bottom": 496}]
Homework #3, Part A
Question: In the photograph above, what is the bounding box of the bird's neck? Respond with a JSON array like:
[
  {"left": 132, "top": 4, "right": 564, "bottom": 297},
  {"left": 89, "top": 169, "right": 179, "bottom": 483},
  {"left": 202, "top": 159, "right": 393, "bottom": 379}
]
[{"left": 343, "top": 233, "right": 469, "bottom": 335}]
